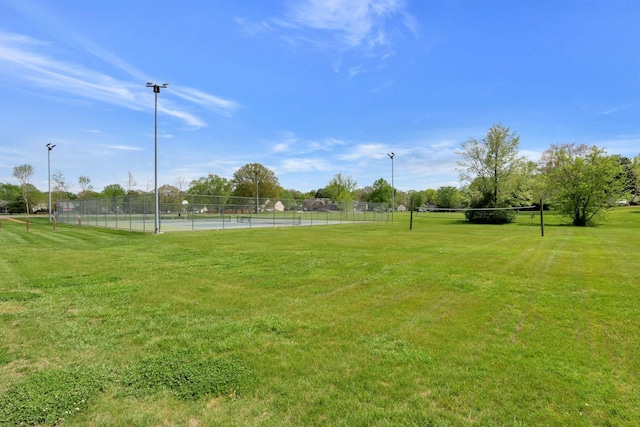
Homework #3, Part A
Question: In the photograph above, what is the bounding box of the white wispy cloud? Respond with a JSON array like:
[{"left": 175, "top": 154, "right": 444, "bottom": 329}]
[
  {"left": 273, "top": 143, "right": 290, "bottom": 153},
  {"left": 104, "top": 144, "right": 143, "bottom": 151},
  {"left": 400, "top": 146, "right": 459, "bottom": 176},
  {"left": 308, "top": 137, "right": 346, "bottom": 152},
  {"left": 158, "top": 106, "right": 206, "bottom": 129},
  {"left": 0, "top": 29, "right": 238, "bottom": 128},
  {"left": 349, "top": 64, "right": 365, "bottom": 77},
  {"left": 234, "top": 17, "right": 275, "bottom": 37},
  {"left": 171, "top": 87, "right": 240, "bottom": 117},
  {"left": 280, "top": 157, "right": 334, "bottom": 173},
  {"left": 286, "top": 0, "right": 407, "bottom": 49},
  {"left": 599, "top": 104, "right": 630, "bottom": 115},
  {"left": 595, "top": 135, "right": 640, "bottom": 157},
  {"left": 267, "top": 0, "right": 415, "bottom": 58},
  {"left": 269, "top": 132, "right": 346, "bottom": 155},
  {"left": 338, "top": 143, "right": 389, "bottom": 160}
]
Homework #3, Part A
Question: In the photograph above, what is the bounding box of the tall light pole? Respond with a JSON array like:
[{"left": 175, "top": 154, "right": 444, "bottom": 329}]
[
  {"left": 146, "top": 82, "right": 168, "bottom": 234},
  {"left": 46, "top": 143, "right": 56, "bottom": 223},
  {"left": 387, "top": 152, "right": 395, "bottom": 222}
]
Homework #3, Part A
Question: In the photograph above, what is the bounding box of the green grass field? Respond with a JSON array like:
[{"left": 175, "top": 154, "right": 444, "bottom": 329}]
[{"left": 1, "top": 209, "right": 639, "bottom": 426}]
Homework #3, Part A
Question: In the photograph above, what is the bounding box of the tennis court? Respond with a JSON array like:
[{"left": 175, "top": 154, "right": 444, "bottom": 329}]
[{"left": 55, "top": 195, "right": 389, "bottom": 232}]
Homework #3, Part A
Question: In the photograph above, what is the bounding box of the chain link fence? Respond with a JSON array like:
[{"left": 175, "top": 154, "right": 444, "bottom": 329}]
[{"left": 55, "top": 194, "right": 390, "bottom": 232}]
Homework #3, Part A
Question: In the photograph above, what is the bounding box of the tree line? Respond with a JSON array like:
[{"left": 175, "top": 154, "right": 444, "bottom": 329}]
[{"left": 2, "top": 124, "right": 639, "bottom": 225}]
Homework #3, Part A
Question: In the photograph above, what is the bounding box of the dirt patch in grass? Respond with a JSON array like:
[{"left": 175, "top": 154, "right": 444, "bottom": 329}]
[{"left": 1, "top": 217, "right": 27, "bottom": 224}]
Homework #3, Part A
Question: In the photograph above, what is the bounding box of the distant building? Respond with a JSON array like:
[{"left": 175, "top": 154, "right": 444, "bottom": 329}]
[
  {"left": 56, "top": 201, "right": 79, "bottom": 212},
  {"left": 416, "top": 203, "right": 437, "bottom": 212},
  {"left": 353, "top": 201, "right": 368, "bottom": 211},
  {"left": 302, "top": 199, "right": 326, "bottom": 212}
]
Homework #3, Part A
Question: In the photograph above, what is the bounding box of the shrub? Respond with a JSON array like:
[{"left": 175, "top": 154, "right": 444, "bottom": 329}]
[{"left": 465, "top": 208, "right": 516, "bottom": 224}]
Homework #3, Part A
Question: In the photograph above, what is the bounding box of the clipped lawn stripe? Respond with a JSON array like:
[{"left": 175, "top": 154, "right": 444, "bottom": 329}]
[{"left": 0, "top": 291, "right": 41, "bottom": 301}]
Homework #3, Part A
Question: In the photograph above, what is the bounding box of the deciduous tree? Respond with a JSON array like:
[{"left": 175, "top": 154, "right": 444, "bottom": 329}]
[
  {"left": 52, "top": 170, "right": 73, "bottom": 201},
  {"left": 188, "top": 174, "right": 232, "bottom": 197},
  {"left": 12, "top": 164, "right": 35, "bottom": 215},
  {"left": 158, "top": 185, "right": 181, "bottom": 204},
  {"left": 408, "top": 190, "right": 425, "bottom": 210},
  {"left": 322, "top": 173, "right": 357, "bottom": 202},
  {"left": 457, "top": 124, "right": 526, "bottom": 223},
  {"left": 614, "top": 155, "right": 639, "bottom": 203},
  {"left": 0, "top": 183, "right": 23, "bottom": 213},
  {"left": 78, "top": 176, "right": 95, "bottom": 199},
  {"left": 424, "top": 189, "right": 437, "bottom": 205},
  {"left": 368, "top": 178, "right": 393, "bottom": 206},
  {"left": 127, "top": 172, "right": 137, "bottom": 194},
  {"left": 539, "top": 144, "right": 623, "bottom": 226},
  {"left": 457, "top": 124, "right": 524, "bottom": 208},
  {"left": 102, "top": 184, "right": 126, "bottom": 198},
  {"left": 436, "top": 186, "right": 462, "bottom": 209},
  {"left": 232, "top": 163, "right": 280, "bottom": 200}
]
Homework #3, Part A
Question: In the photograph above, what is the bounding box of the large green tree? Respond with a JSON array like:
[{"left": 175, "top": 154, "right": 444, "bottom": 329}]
[
  {"left": 511, "top": 160, "right": 539, "bottom": 207},
  {"left": 539, "top": 144, "right": 624, "bottom": 226},
  {"left": 634, "top": 155, "right": 640, "bottom": 203},
  {"left": 368, "top": 178, "right": 393, "bottom": 206},
  {"left": 407, "top": 190, "right": 426, "bottom": 210},
  {"left": 232, "top": 163, "right": 280, "bottom": 200},
  {"left": 12, "top": 164, "right": 35, "bottom": 215},
  {"left": 435, "top": 186, "right": 462, "bottom": 209},
  {"left": 322, "top": 174, "right": 357, "bottom": 202},
  {"left": 188, "top": 174, "right": 232, "bottom": 197},
  {"left": 0, "top": 183, "right": 23, "bottom": 213},
  {"left": 158, "top": 185, "right": 181, "bottom": 205},
  {"left": 614, "top": 155, "right": 639, "bottom": 203},
  {"left": 457, "top": 124, "right": 524, "bottom": 208},
  {"left": 102, "top": 184, "right": 126, "bottom": 198},
  {"left": 457, "top": 124, "right": 527, "bottom": 223},
  {"left": 424, "top": 189, "right": 437, "bottom": 205}
]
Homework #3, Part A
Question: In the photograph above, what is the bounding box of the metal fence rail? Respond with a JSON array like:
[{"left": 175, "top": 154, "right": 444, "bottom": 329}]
[{"left": 55, "top": 195, "right": 389, "bottom": 232}]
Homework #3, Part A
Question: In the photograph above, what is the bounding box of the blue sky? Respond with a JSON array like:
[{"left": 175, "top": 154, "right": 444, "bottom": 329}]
[{"left": 1, "top": 0, "right": 638, "bottom": 194}]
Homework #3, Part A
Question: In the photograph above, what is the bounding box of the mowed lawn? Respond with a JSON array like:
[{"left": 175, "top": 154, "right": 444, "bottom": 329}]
[{"left": 1, "top": 209, "right": 639, "bottom": 426}]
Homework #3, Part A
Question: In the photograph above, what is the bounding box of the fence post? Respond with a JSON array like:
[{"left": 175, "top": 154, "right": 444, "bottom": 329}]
[
  {"left": 410, "top": 200, "right": 414, "bottom": 230},
  {"left": 540, "top": 198, "right": 545, "bottom": 237},
  {"left": 78, "top": 216, "right": 82, "bottom": 229}
]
